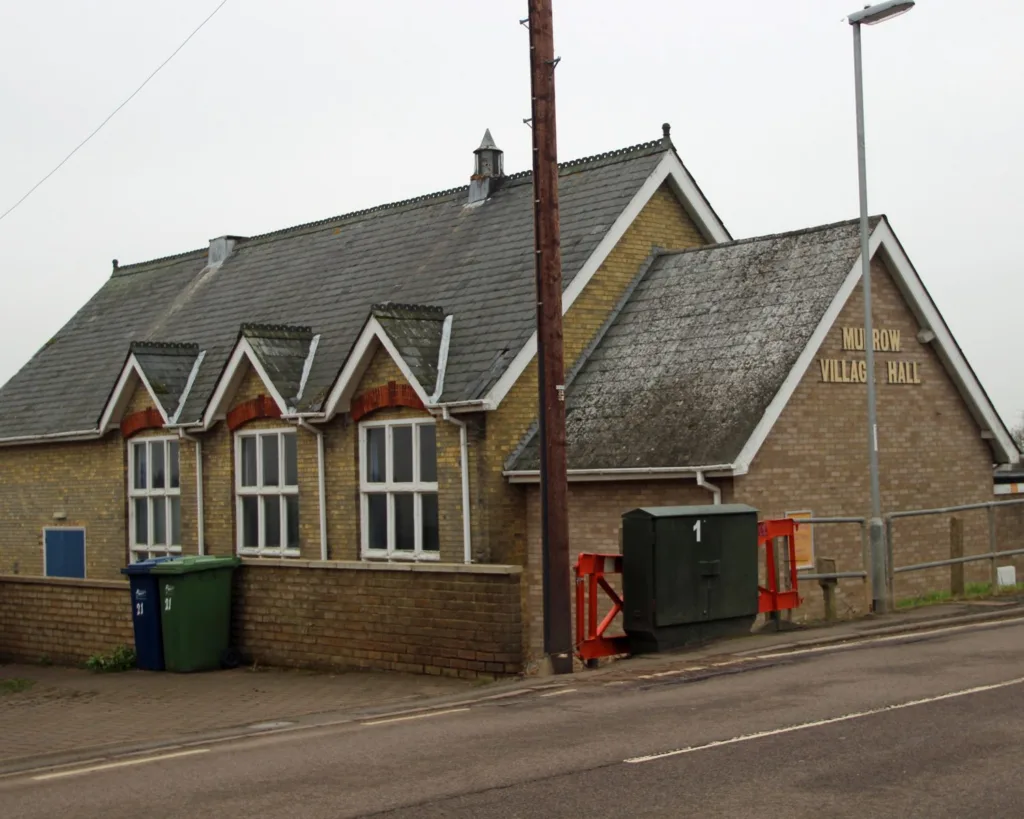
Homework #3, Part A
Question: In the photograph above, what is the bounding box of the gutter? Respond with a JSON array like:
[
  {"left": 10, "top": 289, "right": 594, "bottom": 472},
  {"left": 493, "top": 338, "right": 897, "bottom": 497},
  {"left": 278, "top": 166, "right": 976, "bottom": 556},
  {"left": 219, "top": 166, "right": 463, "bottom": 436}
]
[
  {"left": 442, "top": 407, "right": 473, "bottom": 564},
  {"left": 177, "top": 429, "right": 206, "bottom": 556},
  {"left": 0, "top": 428, "right": 102, "bottom": 447},
  {"left": 504, "top": 464, "right": 737, "bottom": 483},
  {"left": 295, "top": 419, "right": 328, "bottom": 561},
  {"left": 430, "top": 400, "right": 490, "bottom": 413}
]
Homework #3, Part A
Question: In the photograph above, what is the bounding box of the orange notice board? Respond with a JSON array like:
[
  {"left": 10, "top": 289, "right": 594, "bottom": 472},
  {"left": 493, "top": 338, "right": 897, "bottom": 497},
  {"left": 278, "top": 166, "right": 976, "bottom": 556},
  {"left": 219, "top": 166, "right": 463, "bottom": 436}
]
[{"left": 786, "top": 511, "right": 815, "bottom": 570}]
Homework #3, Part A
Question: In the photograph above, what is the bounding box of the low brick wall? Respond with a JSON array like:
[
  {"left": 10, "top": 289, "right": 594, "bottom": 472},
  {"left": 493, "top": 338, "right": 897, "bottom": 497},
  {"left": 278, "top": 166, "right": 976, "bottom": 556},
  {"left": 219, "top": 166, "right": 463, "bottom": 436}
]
[
  {"left": 233, "top": 560, "right": 524, "bottom": 678},
  {"left": 0, "top": 576, "right": 133, "bottom": 664},
  {"left": 0, "top": 562, "right": 524, "bottom": 677}
]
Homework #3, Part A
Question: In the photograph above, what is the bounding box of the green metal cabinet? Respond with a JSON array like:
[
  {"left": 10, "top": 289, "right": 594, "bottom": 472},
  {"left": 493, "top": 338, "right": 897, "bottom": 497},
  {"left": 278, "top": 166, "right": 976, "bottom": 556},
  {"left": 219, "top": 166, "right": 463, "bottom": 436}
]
[{"left": 622, "top": 504, "right": 759, "bottom": 653}]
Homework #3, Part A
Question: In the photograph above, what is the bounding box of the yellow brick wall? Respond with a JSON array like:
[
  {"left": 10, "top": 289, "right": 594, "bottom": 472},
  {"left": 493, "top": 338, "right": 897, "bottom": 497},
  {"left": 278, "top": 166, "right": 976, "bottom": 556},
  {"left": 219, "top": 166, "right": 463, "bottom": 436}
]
[
  {"left": 234, "top": 564, "right": 523, "bottom": 678},
  {"left": 0, "top": 437, "right": 127, "bottom": 579},
  {"left": 125, "top": 378, "right": 159, "bottom": 416},
  {"left": 517, "top": 258, "right": 1005, "bottom": 647},
  {"left": 0, "top": 577, "right": 133, "bottom": 664},
  {"left": 737, "top": 256, "right": 1001, "bottom": 615},
  {"left": 481, "top": 182, "right": 708, "bottom": 567}
]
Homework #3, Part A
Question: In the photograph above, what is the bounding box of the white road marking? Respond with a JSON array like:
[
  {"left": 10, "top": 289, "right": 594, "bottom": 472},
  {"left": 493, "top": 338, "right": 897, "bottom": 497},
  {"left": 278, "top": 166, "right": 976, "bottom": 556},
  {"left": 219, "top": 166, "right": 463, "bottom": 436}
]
[
  {"left": 361, "top": 707, "right": 471, "bottom": 726},
  {"left": 638, "top": 665, "right": 708, "bottom": 680},
  {"left": 624, "top": 675, "right": 1024, "bottom": 764},
  {"left": 540, "top": 688, "right": 578, "bottom": 698},
  {"left": 32, "top": 749, "right": 209, "bottom": 781}
]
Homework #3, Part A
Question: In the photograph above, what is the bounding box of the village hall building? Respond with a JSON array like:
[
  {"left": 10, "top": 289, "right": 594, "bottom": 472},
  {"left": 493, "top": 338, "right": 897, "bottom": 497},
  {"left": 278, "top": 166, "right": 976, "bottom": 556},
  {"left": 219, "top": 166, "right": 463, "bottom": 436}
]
[{"left": 0, "top": 126, "right": 1019, "bottom": 675}]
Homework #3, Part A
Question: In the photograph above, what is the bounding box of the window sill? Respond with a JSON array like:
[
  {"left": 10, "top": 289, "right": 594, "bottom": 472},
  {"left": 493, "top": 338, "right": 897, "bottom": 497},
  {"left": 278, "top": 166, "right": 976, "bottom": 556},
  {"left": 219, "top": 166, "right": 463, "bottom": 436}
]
[
  {"left": 360, "top": 551, "right": 441, "bottom": 562},
  {"left": 238, "top": 548, "right": 302, "bottom": 559}
]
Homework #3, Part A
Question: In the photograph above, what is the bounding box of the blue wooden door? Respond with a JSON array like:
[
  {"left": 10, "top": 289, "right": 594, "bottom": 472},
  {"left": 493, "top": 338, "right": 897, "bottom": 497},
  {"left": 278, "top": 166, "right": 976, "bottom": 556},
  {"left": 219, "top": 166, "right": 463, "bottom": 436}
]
[{"left": 44, "top": 529, "right": 86, "bottom": 578}]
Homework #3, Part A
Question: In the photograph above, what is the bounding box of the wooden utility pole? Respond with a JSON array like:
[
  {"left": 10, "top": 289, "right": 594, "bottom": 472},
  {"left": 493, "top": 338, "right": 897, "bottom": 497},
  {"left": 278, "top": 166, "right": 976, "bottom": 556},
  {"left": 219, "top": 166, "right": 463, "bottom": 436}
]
[{"left": 527, "top": 0, "right": 572, "bottom": 675}]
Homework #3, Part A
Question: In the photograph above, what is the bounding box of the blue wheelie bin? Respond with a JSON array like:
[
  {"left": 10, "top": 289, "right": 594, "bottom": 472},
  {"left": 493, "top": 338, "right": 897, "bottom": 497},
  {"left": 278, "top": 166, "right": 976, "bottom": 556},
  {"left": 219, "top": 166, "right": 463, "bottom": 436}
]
[{"left": 120, "top": 556, "right": 175, "bottom": 670}]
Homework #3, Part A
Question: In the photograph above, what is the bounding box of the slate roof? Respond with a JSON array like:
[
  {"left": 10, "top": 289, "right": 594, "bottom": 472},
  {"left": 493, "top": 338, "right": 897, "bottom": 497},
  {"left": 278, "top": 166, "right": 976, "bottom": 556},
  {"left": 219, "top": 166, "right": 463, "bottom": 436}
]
[
  {"left": 372, "top": 304, "right": 446, "bottom": 397},
  {"left": 240, "top": 324, "right": 315, "bottom": 408},
  {"left": 129, "top": 341, "right": 201, "bottom": 421},
  {"left": 508, "top": 218, "right": 882, "bottom": 472},
  {"left": 0, "top": 137, "right": 687, "bottom": 439}
]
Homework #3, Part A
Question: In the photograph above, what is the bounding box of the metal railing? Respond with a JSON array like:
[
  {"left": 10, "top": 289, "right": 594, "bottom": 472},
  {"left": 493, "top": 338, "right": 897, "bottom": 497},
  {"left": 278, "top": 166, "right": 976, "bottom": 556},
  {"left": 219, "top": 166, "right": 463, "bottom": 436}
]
[
  {"left": 886, "top": 498, "right": 1024, "bottom": 608},
  {"left": 790, "top": 517, "right": 870, "bottom": 613}
]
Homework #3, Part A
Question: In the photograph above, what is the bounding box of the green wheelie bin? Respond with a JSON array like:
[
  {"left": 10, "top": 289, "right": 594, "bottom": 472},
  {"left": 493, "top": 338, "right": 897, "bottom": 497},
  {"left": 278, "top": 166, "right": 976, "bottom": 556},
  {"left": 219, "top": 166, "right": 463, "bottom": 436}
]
[{"left": 150, "top": 556, "right": 240, "bottom": 672}]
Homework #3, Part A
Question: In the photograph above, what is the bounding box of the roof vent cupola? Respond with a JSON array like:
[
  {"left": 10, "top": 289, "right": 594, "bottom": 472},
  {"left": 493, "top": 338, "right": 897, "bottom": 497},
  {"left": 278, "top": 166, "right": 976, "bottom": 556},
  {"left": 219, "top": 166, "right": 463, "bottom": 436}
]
[{"left": 468, "top": 129, "right": 504, "bottom": 205}]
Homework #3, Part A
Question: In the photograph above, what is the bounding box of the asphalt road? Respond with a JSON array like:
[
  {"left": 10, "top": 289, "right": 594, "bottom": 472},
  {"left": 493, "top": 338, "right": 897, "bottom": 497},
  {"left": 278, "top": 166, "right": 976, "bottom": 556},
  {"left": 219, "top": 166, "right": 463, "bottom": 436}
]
[{"left": 3, "top": 619, "right": 1024, "bottom": 818}]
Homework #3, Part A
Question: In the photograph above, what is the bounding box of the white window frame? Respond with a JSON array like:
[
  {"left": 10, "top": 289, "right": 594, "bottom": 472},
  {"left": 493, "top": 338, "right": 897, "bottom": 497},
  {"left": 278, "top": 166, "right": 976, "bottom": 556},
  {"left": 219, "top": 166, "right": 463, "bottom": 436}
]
[
  {"left": 127, "top": 437, "right": 182, "bottom": 563},
  {"left": 234, "top": 429, "right": 300, "bottom": 558},
  {"left": 359, "top": 418, "right": 439, "bottom": 560}
]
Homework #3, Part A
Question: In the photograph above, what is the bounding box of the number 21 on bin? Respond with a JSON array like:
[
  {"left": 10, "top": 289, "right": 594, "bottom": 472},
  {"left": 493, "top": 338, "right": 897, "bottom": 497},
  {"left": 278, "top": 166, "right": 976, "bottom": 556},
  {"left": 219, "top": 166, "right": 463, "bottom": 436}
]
[
  {"left": 136, "top": 602, "right": 144, "bottom": 616},
  {"left": 164, "top": 597, "right": 172, "bottom": 612}
]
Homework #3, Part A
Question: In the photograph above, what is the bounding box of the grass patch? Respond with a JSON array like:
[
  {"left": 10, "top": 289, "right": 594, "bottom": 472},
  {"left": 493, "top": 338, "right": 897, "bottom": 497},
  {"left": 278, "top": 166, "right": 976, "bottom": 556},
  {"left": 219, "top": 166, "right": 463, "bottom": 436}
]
[
  {"left": 85, "top": 645, "right": 136, "bottom": 673},
  {"left": 897, "top": 589, "right": 952, "bottom": 609},
  {"left": 0, "top": 678, "right": 35, "bottom": 695},
  {"left": 897, "top": 581, "right": 1024, "bottom": 610}
]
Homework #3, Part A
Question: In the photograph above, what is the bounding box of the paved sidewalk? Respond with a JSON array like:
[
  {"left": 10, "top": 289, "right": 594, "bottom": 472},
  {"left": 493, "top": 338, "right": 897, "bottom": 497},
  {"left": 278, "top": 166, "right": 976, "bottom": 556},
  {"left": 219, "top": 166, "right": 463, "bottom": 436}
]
[
  {"left": 3, "top": 595, "right": 1022, "bottom": 774},
  {"left": 0, "top": 663, "right": 474, "bottom": 769}
]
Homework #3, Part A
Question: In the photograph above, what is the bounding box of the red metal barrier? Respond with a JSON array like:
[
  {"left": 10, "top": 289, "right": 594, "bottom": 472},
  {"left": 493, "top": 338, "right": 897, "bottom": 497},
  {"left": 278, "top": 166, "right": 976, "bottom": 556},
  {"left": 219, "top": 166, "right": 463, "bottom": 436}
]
[
  {"left": 758, "top": 518, "right": 802, "bottom": 613},
  {"left": 574, "top": 553, "right": 630, "bottom": 661}
]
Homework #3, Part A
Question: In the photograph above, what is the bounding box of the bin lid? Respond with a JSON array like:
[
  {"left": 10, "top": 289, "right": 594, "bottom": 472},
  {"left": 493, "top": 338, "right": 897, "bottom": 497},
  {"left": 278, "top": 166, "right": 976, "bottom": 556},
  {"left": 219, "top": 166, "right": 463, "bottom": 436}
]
[
  {"left": 120, "top": 555, "right": 177, "bottom": 575},
  {"left": 149, "top": 556, "right": 241, "bottom": 575}
]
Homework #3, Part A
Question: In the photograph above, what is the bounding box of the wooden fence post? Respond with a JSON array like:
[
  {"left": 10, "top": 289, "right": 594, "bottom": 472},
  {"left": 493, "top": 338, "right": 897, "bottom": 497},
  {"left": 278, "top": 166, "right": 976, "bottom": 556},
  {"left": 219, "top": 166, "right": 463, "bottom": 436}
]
[{"left": 950, "top": 516, "right": 964, "bottom": 597}]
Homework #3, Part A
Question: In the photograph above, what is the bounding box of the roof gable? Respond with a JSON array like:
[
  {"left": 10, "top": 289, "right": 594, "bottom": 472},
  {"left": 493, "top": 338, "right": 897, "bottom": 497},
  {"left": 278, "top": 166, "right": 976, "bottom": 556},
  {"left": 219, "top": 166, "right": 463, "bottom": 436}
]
[
  {"left": 202, "top": 324, "right": 317, "bottom": 425},
  {"left": 508, "top": 219, "right": 870, "bottom": 475},
  {"left": 508, "top": 216, "right": 1018, "bottom": 477},
  {"left": 322, "top": 304, "right": 446, "bottom": 417},
  {"left": 241, "top": 324, "right": 318, "bottom": 408},
  {"left": 98, "top": 342, "right": 203, "bottom": 433}
]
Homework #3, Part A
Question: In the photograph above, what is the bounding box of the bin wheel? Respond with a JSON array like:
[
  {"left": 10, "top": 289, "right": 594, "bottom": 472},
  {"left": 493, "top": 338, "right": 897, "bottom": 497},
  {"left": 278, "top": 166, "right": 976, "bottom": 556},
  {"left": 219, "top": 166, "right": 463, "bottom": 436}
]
[{"left": 220, "top": 647, "right": 242, "bottom": 670}]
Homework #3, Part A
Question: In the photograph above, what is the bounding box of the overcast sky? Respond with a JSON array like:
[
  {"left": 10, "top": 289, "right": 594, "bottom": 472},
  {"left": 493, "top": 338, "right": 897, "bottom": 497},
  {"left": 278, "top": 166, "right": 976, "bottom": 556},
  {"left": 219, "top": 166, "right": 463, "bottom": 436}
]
[{"left": 1, "top": 0, "right": 1021, "bottom": 427}]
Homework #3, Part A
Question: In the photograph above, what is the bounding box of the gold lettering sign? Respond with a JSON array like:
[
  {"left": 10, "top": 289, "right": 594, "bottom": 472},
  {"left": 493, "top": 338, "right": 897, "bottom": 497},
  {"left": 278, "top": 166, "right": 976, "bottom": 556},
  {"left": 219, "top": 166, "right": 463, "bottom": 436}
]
[
  {"left": 886, "top": 360, "right": 921, "bottom": 385},
  {"left": 818, "top": 359, "right": 921, "bottom": 384},
  {"left": 841, "top": 327, "right": 902, "bottom": 352},
  {"left": 818, "top": 327, "right": 921, "bottom": 385}
]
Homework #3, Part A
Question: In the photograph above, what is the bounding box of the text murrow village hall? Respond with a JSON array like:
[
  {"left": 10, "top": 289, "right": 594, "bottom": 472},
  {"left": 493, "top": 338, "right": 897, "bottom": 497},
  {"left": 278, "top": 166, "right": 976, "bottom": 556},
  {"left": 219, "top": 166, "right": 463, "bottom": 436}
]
[{"left": 818, "top": 327, "right": 922, "bottom": 385}]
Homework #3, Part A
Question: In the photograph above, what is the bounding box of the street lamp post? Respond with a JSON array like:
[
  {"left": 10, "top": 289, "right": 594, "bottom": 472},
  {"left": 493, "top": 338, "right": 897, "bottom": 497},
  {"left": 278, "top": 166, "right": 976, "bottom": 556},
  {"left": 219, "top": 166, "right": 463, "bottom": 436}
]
[{"left": 848, "top": 0, "right": 914, "bottom": 615}]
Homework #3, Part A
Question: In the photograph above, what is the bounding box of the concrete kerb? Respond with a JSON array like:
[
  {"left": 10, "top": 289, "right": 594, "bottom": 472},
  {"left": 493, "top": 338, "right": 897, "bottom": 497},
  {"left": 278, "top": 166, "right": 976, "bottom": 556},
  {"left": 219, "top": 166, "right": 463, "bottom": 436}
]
[{"left": 570, "top": 599, "right": 1024, "bottom": 681}]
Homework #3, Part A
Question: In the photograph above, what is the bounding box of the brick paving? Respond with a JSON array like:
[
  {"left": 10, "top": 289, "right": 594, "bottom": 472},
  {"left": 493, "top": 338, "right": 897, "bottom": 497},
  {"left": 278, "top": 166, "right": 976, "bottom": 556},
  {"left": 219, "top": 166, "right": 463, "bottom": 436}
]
[{"left": 0, "top": 662, "right": 473, "bottom": 767}]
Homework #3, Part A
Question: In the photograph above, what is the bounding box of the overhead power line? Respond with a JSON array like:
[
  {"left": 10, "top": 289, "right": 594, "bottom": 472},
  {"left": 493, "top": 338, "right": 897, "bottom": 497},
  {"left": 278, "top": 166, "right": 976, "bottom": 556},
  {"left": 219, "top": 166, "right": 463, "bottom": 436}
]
[{"left": 0, "top": 0, "right": 230, "bottom": 225}]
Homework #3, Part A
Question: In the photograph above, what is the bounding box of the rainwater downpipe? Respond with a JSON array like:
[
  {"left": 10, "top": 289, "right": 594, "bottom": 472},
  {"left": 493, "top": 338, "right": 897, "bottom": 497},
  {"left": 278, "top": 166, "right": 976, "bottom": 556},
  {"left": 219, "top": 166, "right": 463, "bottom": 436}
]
[
  {"left": 177, "top": 429, "right": 205, "bottom": 556},
  {"left": 442, "top": 407, "right": 473, "bottom": 564},
  {"left": 296, "top": 419, "right": 328, "bottom": 561},
  {"left": 696, "top": 470, "right": 722, "bottom": 505}
]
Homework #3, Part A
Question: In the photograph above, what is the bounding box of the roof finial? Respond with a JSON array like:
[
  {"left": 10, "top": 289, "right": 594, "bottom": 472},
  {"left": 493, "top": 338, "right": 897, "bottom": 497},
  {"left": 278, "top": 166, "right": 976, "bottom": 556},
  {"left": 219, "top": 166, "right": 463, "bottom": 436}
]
[
  {"left": 662, "top": 122, "right": 672, "bottom": 147},
  {"left": 112, "top": 259, "right": 119, "bottom": 272},
  {"left": 478, "top": 129, "right": 499, "bottom": 152},
  {"left": 469, "top": 128, "right": 505, "bottom": 205}
]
